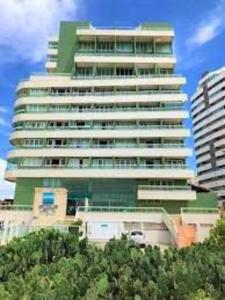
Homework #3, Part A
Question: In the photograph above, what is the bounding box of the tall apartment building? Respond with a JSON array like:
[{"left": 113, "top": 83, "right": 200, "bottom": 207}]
[
  {"left": 191, "top": 67, "right": 225, "bottom": 202},
  {"left": 5, "top": 21, "right": 196, "bottom": 211}
]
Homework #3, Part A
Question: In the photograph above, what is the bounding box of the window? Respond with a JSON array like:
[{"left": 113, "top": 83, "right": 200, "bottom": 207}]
[
  {"left": 97, "top": 42, "right": 114, "bottom": 52},
  {"left": 96, "top": 68, "right": 114, "bottom": 76},
  {"left": 116, "top": 68, "right": 134, "bottom": 76},
  {"left": 76, "top": 67, "right": 93, "bottom": 76},
  {"left": 138, "top": 68, "right": 155, "bottom": 75},
  {"left": 136, "top": 42, "right": 153, "bottom": 53},
  {"left": 22, "top": 158, "right": 42, "bottom": 167},
  {"left": 79, "top": 42, "right": 95, "bottom": 52},
  {"left": 24, "top": 139, "right": 43, "bottom": 147},
  {"left": 116, "top": 42, "right": 133, "bottom": 53},
  {"left": 160, "top": 68, "right": 173, "bottom": 74},
  {"left": 156, "top": 43, "right": 172, "bottom": 54}
]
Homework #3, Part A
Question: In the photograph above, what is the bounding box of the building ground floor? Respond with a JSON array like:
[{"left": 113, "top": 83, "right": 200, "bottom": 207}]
[
  {"left": 0, "top": 176, "right": 220, "bottom": 247},
  {"left": 13, "top": 177, "right": 217, "bottom": 214}
]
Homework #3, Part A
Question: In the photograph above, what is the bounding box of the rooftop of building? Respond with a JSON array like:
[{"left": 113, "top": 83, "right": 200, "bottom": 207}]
[
  {"left": 60, "top": 21, "right": 173, "bottom": 31},
  {"left": 199, "top": 66, "right": 225, "bottom": 86}
]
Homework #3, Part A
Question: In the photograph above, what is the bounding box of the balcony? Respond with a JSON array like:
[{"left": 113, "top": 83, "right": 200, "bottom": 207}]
[
  {"left": 5, "top": 163, "right": 194, "bottom": 181},
  {"left": 47, "top": 48, "right": 58, "bottom": 56},
  {"left": 137, "top": 185, "right": 196, "bottom": 201},
  {"left": 17, "top": 89, "right": 182, "bottom": 98},
  {"left": 76, "top": 51, "right": 173, "bottom": 57},
  {"left": 15, "top": 93, "right": 187, "bottom": 109},
  {"left": 15, "top": 105, "right": 183, "bottom": 115},
  {"left": 9, "top": 163, "right": 188, "bottom": 170},
  {"left": 12, "top": 124, "right": 184, "bottom": 131},
  {"left": 74, "top": 53, "right": 176, "bottom": 67},
  {"left": 45, "top": 61, "right": 57, "bottom": 72},
  {"left": 73, "top": 73, "right": 181, "bottom": 80},
  {"left": 77, "top": 26, "right": 174, "bottom": 39},
  {"left": 11, "top": 127, "right": 190, "bottom": 142},
  {"left": 16, "top": 143, "right": 186, "bottom": 149},
  {"left": 13, "top": 111, "right": 188, "bottom": 125},
  {"left": 8, "top": 147, "right": 192, "bottom": 160}
]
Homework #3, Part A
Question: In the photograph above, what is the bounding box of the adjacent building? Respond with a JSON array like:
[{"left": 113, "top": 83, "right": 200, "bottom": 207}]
[{"left": 191, "top": 67, "right": 225, "bottom": 203}]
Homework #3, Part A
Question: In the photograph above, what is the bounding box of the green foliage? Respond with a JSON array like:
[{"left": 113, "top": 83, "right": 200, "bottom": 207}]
[
  {"left": 0, "top": 223, "right": 225, "bottom": 299},
  {"left": 71, "top": 218, "right": 83, "bottom": 226},
  {"left": 208, "top": 217, "right": 225, "bottom": 245}
]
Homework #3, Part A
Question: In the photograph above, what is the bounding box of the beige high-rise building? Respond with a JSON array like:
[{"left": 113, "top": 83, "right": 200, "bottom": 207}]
[{"left": 6, "top": 21, "right": 195, "bottom": 210}]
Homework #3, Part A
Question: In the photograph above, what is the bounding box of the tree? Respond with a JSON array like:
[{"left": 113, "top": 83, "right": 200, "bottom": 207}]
[{"left": 208, "top": 217, "right": 225, "bottom": 245}]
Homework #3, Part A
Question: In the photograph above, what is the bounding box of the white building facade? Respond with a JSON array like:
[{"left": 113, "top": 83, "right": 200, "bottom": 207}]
[{"left": 191, "top": 67, "right": 225, "bottom": 202}]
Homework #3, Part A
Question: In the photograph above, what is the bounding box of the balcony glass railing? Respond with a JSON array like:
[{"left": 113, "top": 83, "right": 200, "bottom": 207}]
[
  {"left": 17, "top": 143, "right": 185, "bottom": 149},
  {"left": 76, "top": 51, "right": 173, "bottom": 57},
  {"left": 181, "top": 208, "right": 219, "bottom": 214},
  {"left": 18, "top": 89, "right": 182, "bottom": 98},
  {"left": 13, "top": 124, "right": 184, "bottom": 131},
  {"left": 73, "top": 73, "right": 180, "bottom": 80},
  {"left": 8, "top": 163, "right": 187, "bottom": 170},
  {"left": 19, "top": 72, "right": 179, "bottom": 81},
  {"left": 0, "top": 205, "right": 32, "bottom": 211},
  {"left": 48, "top": 45, "right": 58, "bottom": 49},
  {"left": 47, "top": 57, "right": 57, "bottom": 62},
  {"left": 77, "top": 206, "right": 164, "bottom": 213},
  {"left": 138, "top": 185, "right": 191, "bottom": 191},
  {"left": 15, "top": 106, "right": 183, "bottom": 115}
]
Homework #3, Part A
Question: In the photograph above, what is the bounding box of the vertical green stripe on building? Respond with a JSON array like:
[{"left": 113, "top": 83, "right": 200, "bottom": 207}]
[
  {"left": 57, "top": 21, "right": 90, "bottom": 73},
  {"left": 14, "top": 178, "right": 43, "bottom": 205}
]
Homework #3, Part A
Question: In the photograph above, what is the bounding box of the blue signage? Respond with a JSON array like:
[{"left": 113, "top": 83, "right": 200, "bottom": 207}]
[{"left": 42, "top": 192, "right": 55, "bottom": 205}]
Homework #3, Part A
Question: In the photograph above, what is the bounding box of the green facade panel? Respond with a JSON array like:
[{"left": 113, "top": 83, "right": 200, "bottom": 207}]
[
  {"left": 57, "top": 21, "right": 89, "bottom": 73},
  {"left": 14, "top": 178, "right": 43, "bottom": 205},
  {"left": 14, "top": 176, "right": 217, "bottom": 214}
]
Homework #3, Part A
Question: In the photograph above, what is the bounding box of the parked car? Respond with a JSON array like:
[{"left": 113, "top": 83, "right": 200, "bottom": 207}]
[{"left": 129, "top": 230, "right": 146, "bottom": 247}]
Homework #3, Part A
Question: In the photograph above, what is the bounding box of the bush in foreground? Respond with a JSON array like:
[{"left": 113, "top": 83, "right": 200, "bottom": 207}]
[{"left": 0, "top": 219, "right": 224, "bottom": 299}]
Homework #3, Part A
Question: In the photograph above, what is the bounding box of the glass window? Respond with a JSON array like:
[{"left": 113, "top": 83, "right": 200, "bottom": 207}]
[
  {"left": 116, "top": 42, "right": 133, "bottom": 53},
  {"left": 76, "top": 67, "right": 93, "bottom": 76},
  {"left": 97, "top": 42, "right": 114, "bottom": 52},
  {"left": 96, "top": 68, "right": 114, "bottom": 76},
  {"left": 156, "top": 43, "right": 172, "bottom": 54},
  {"left": 138, "top": 68, "right": 155, "bottom": 75},
  {"left": 79, "top": 42, "right": 95, "bottom": 52},
  {"left": 136, "top": 42, "right": 153, "bottom": 53}
]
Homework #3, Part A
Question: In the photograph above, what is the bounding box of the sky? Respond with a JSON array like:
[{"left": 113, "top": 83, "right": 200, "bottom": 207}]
[{"left": 0, "top": 0, "right": 225, "bottom": 198}]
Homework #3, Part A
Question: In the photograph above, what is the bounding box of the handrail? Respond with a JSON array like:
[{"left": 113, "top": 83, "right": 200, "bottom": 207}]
[
  {"left": 161, "top": 208, "right": 177, "bottom": 245},
  {"left": 0, "top": 205, "right": 32, "bottom": 211},
  {"left": 18, "top": 90, "right": 182, "bottom": 98},
  {"left": 181, "top": 207, "right": 219, "bottom": 214},
  {"left": 76, "top": 51, "right": 173, "bottom": 57},
  {"left": 77, "top": 206, "right": 164, "bottom": 213},
  {"left": 138, "top": 185, "right": 191, "bottom": 191},
  {"left": 14, "top": 143, "right": 186, "bottom": 150},
  {"left": 76, "top": 205, "right": 177, "bottom": 245},
  {"left": 47, "top": 57, "right": 57, "bottom": 62},
  {"left": 89, "top": 24, "right": 172, "bottom": 30},
  {"left": 15, "top": 106, "right": 183, "bottom": 114},
  {"left": 73, "top": 73, "right": 180, "bottom": 80},
  {"left": 0, "top": 224, "right": 80, "bottom": 245},
  {"left": 20, "top": 73, "right": 182, "bottom": 82},
  {"left": 9, "top": 164, "right": 188, "bottom": 170},
  {"left": 13, "top": 124, "right": 184, "bottom": 131}
]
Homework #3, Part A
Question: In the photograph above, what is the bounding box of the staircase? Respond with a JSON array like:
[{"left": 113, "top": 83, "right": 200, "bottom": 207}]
[
  {"left": 173, "top": 216, "right": 196, "bottom": 248},
  {"left": 161, "top": 210, "right": 177, "bottom": 246}
]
